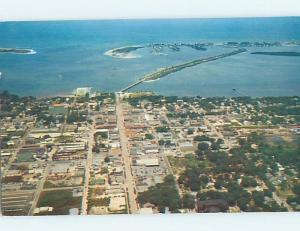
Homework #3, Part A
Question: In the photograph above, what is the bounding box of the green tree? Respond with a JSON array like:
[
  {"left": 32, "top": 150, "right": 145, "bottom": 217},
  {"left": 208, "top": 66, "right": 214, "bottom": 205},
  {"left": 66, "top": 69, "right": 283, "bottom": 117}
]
[
  {"left": 252, "top": 191, "right": 265, "bottom": 207},
  {"left": 181, "top": 193, "right": 195, "bottom": 209},
  {"left": 211, "top": 142, "right": 219, "bottom": 150},
  {"left": 187, "top": 129, "right": 194, "bottom": 135},
  {"left": 215, "top": 179, "right": 225, "bottom": 189},
  {"left": 158, "top": 140, "right": 165, "bottom": 146},
  {"left": 293, "top": 183, "right": 300, "bottom": 195},
  {"left": 145, "top": 134, "right": 154, "bottom": 140},
  {"left": 198, "top": 142, "right": 209, "bottom": 151},
  {"left": 138, "top": 175, "right": 181, "bottom": 212},
  {"left": 104, "top": 156, "right": 110, "bottom": 163}
]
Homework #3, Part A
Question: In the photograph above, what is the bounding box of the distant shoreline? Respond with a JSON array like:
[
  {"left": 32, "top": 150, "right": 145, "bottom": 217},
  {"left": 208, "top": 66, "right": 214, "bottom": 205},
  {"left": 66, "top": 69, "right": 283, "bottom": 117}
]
[
  {"left": 251, "top": 51, "right": 300, "bottom": 56},
  {"left": 104, "top": 41, "right": 300, "bottom": 60},
  {"left": 1, "top": 16, "right": 299, "bottom": 23}
]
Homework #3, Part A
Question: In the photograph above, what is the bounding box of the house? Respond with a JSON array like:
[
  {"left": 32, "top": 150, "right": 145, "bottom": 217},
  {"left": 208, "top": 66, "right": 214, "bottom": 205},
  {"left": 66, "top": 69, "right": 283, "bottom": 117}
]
[
  {"left": 109, "top": 196, "right": 126, "bottom": 212},
  {"left": 179, "top": 142, "right": 194, "bottom": 153},
  {"left": 139, "top": 207, "right": 153, "bottom": 214},
  {"left": 136, "top": 158, "right": 159, "bottom": 167},
  {"left": 34, "top": 207, "right": 53, "bottom": 214}
]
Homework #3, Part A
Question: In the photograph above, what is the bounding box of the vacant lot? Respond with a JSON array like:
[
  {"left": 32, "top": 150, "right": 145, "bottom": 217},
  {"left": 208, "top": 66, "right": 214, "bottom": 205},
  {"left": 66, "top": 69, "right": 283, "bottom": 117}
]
[
  {"left": 17, "top": 152, "right": 34, "bottom": 162},
  {"left": 37, "top": 190, "right": 81, "bottom": 215}
]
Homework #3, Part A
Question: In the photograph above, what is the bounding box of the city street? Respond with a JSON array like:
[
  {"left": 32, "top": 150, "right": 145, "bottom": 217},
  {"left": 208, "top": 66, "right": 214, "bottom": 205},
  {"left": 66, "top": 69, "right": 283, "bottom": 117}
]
[
  {"left": 115, "top": 93, "right": 138, "bottom": 214},
  {"left": 81, "top": 116, "right": 95, "bottom": 215}
]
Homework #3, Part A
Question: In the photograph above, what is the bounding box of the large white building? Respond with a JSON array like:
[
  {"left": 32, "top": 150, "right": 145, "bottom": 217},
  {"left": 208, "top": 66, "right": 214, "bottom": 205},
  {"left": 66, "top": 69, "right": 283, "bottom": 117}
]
[{"left": 75, "top": 87, "right": 91, "bottom": 97}]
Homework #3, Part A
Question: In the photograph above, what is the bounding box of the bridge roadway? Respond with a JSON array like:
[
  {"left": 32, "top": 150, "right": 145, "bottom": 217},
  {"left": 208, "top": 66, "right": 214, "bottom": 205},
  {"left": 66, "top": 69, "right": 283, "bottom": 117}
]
[{"left": 120, "top": 48, "right": 247, "bottom": 92}]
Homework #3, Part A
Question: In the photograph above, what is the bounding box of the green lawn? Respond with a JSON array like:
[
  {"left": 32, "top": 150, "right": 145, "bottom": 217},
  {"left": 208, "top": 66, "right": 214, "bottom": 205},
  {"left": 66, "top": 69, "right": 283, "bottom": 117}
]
[
  {"left": 37, "top": 190, "right": 81, "bottom": 215},
  {"left": 167, "top": 154, "right": 209, "bottom": 174},
  {"left": 17, "top": 152, "right": 34, "bottom": 162}
]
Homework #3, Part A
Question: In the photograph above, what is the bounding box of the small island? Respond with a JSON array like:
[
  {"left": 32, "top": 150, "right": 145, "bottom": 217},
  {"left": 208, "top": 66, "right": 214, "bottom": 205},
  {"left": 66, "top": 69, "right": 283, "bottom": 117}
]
[
  {"left": 0, "top": 48, "right": 36, "bottom": 54},
  {"left": 104, "top": 45, "right": 143, "bottom": 58},
  {"left": 251, "top": 51, "right": 300, "bottom": 56},
  {"left": 105, "top": 41, "right": 300, "bottom": 59}
]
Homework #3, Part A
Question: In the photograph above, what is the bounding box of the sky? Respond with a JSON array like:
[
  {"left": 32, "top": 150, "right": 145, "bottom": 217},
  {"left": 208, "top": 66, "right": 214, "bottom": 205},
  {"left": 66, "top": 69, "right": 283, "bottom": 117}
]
[{"left": 0, "top": 0, "right": 300, "bottom": 21}]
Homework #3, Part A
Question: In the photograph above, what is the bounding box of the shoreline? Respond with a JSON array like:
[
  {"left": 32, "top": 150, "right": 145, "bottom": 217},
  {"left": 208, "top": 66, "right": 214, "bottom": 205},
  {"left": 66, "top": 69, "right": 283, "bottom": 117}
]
[
  {"left": 144, "top": 79, "right": 160, "bottom": 83},
  {"left": 251, "top": 51, "right": 300, "bottom": 56},
  {"left": 1, "top": 88, "right": 300, "bottom": 99},
  {"left": 104, "top": 40, "right": 300, "bottom": 60}
]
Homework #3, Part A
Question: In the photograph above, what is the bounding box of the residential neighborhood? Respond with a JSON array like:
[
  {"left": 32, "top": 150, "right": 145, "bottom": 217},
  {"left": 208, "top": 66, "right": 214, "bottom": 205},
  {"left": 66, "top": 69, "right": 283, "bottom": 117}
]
[{"left": 1, "top": 90, "right": 300, "bottom": 215}]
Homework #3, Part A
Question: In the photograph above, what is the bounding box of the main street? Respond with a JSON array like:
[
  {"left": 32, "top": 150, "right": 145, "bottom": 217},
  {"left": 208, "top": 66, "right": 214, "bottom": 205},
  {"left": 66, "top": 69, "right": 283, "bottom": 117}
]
[
  {"left": 160, "top": 110, "right": 182, "bottom": 195},
  {"left": 115, "top": 93, "right": 138, "bottom": 214},
  {"left": 81, "top": 113, "right": 95, "bottom": 215}
]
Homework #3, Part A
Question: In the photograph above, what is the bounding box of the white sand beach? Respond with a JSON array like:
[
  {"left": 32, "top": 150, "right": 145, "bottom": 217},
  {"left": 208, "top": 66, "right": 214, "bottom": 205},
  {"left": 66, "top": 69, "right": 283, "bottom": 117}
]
[{"left": 104, "top": 45, "right": 143, "bottom": 59}]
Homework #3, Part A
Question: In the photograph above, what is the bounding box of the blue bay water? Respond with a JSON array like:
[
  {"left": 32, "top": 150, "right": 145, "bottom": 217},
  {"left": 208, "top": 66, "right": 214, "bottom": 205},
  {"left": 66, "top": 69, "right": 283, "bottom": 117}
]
[{"left": 0, "top": 17, "right": 300, "bottom": 97}]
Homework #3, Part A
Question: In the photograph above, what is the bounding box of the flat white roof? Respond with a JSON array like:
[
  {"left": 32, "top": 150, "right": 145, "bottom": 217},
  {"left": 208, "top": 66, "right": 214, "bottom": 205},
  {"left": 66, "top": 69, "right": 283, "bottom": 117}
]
[{"left": 139, "top": 208, "right": 153, "bottom": 214}]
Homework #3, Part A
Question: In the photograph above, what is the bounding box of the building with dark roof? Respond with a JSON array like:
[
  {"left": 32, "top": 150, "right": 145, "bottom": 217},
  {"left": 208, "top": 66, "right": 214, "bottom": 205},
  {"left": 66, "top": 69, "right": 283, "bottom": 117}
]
[{"left": 197, "top": 199, "right": 229, "bottom": 213}]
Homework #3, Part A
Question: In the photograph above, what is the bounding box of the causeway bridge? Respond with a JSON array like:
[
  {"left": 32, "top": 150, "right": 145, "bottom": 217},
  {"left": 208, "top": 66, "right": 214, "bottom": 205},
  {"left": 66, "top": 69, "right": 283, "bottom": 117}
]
[{"left": 120, "top": 48, "right": 247, "bottom": 92}]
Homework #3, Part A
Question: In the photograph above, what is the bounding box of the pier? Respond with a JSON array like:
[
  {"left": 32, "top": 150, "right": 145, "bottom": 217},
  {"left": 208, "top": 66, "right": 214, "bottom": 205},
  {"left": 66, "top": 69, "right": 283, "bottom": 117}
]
[{"left": 120, "top": 48, "right": 247, "bottom": 92}]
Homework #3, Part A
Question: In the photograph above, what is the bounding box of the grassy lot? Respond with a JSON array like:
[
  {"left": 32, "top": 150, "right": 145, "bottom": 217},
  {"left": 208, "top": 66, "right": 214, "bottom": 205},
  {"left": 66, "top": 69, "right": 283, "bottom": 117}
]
[
  {"left": 43, "top": 177, "right": 83, "bottom": 188},
  {"left": 90, "top": 177, "right": 105, "bottom": 185},
  {"left": 16, "top": 152, "right": 34, "bottom": 162},
  {"left": 87, "top": 197, "right": 110, "bottom": 210},
  {"left": 43, "top": 180, "right": 58, "bottom": 188},
  {"left": 37, "top": 190, "right": 81, "bottom": 215},
  {"left": 167, "top": 154, "right": 210, "bottom": 174}
]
